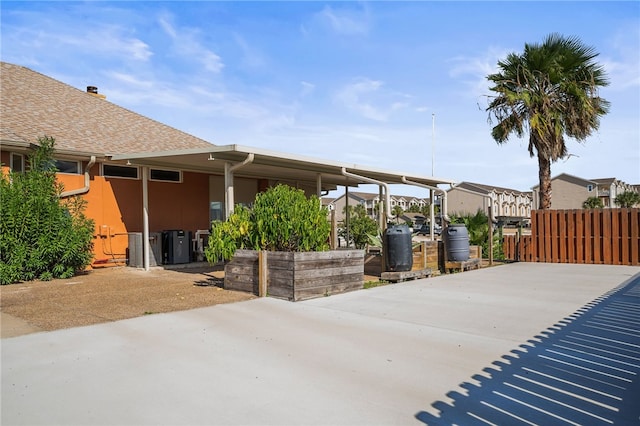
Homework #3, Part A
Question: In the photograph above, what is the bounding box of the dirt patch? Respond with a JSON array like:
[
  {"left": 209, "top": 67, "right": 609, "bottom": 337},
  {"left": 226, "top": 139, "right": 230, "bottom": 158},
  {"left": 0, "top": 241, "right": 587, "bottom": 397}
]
[{"left": 0, "top": 265, "right": 255, "bottom": 337}]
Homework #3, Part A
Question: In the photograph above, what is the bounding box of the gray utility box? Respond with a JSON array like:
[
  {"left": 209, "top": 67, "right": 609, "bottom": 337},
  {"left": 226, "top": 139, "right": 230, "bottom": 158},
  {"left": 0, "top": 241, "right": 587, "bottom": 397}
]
[
  {"left": 162, "top": 230, "right": 191, "bottom": 265},
  {"left": 127, "top": 232, "right": 162, "bottom": 268}
]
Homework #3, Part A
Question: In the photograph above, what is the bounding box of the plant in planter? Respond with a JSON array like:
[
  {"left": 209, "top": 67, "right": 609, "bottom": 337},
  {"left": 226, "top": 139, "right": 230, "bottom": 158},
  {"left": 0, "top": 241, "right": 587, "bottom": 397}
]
[
  {"left": 205, "top": 184, "right": 363, "bottom": 301},
  {"left": 205, "top": 184, "right": 330, "bottom": 262}
]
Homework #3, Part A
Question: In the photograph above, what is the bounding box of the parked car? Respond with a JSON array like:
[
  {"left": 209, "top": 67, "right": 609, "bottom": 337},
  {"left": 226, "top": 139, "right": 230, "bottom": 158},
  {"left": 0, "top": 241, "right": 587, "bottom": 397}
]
[{"left": 414, "top": 224, "right": 441, "bottom": 236}]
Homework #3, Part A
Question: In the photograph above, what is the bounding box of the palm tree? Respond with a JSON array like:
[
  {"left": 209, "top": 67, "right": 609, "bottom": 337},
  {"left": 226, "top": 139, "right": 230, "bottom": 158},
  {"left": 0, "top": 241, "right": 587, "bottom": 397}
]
[
  {"left": 391, "top": 205, "right": 403, "bottom": 224},
  {"left": 615, "top": 191, "right": 640, "bottom": 208},
  {"left": 487, "top": 34, "right": 610, "bottom": 209},
  {"left": 582, "top": 196, "right": 604, "bottom": 209}
]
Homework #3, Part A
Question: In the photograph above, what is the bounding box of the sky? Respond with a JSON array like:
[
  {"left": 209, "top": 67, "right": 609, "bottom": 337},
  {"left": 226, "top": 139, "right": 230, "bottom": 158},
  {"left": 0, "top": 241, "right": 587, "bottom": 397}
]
[{"left": 1, "top": 1, "right": 639, "bottom": 198}]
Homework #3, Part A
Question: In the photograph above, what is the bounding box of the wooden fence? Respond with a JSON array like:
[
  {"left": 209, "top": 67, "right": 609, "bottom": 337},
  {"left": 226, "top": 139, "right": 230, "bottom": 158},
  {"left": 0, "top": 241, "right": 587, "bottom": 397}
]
[{"left": 503, "top": 209, "right": 640, "bottom": 265}]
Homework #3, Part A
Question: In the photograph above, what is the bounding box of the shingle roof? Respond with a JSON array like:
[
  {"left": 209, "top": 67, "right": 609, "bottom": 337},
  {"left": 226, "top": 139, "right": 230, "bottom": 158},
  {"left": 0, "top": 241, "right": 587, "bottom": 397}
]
[
  {"left": 591, "top": 178, "right": 616, "bottom": 185},
  {"left": 1, "top": 62, "right": 214, "bottom": 155},
  {"left": 347, "top": 191, "right": 380, "bottom": 201},
  {"left": 531, "top": 173, "right": 596, "bottom": 189},
  {"left": 452, "top": 181, "right": 529, "bottom": 195}
]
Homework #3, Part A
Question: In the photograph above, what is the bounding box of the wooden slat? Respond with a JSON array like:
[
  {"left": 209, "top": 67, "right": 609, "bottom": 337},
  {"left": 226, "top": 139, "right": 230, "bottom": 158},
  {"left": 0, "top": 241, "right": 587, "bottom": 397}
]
[
  {"left": 544, "top": 210, "right": 552, "bottom": 262},
  {"left": 567, "top": 210, "right": 576, "bottom": 263},
  {"left": 593, "top": 209, "right": 602, "bottom": 263},
  {"left": 621, "top": 208, "right": 630, "bottom": 264},
  {"left": 631, "top": 209, "right": 639, "bottom": 265},
  {"left": 524, "top": 235, "right": 533, "bottom": 261},
  {"left": 584, "top": 210, "right": 592, "bottom": 264},
  {"left": 531, "top": 211, "right": 539, "bottom": 262},
  {"left": 602, "top": 209, "right": 612, "bottom": 264},
  {"left": 576, "top": 210, "right": 584, "bottom": 264},
  {"left": 610, "top": 209, "right": 619, "bottom": 265},
  {"left": 559, "top": 210, "right": 567, "bottom": 263}
]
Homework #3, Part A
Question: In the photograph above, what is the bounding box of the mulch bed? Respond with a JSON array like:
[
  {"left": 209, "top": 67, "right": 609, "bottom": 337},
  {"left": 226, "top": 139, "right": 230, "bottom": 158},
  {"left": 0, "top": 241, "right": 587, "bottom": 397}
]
[{"left": 0, "top": 265, "right": 255, "bottom": 332}]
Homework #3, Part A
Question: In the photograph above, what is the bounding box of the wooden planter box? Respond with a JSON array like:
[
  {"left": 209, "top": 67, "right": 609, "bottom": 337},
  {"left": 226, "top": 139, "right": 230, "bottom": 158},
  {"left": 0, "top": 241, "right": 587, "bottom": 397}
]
[{"left": 225, "top": 249, "right": 364, "bottom": 301}]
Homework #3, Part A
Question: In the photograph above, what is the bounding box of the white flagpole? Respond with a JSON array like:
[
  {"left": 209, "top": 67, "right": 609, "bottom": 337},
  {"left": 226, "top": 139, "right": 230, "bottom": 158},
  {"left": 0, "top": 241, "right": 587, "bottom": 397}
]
[{"left": 431, "top": 113, "right": 435, "bottom": 177}]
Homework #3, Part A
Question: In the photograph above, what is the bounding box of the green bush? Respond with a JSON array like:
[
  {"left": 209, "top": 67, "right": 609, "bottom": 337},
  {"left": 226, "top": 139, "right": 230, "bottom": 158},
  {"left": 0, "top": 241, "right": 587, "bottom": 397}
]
[
  {"left": 0, "top": 136, "right": 95, "bottom": 284},
  {"left": 338, "top": 204, "right": 379, "bottom": 249},
  {"left": 582, "top": 196, "right": 604, "bottom": 209},
  {"left": 205, "top": 184, "right": 330, "bottom": 263}
]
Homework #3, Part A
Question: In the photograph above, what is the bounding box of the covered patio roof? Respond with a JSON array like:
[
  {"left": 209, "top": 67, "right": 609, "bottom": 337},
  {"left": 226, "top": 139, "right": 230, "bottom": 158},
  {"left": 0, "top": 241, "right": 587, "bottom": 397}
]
[
  {"left": 111, "top": 144, "right": 455, "bottom": 270},
  {"left": 109, "top": 144, "right": 456, "bottom": 191}
]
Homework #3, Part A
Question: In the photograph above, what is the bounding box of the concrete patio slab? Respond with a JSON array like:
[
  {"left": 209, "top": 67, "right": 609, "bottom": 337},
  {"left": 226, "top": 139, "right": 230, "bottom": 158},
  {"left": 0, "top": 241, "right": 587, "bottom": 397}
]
[{"left": 2, "top": 263, "right": 639, "bottom": 425}]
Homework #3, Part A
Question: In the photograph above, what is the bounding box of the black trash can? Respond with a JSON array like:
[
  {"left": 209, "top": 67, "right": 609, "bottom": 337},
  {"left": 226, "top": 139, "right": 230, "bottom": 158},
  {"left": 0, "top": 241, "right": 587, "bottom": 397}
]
[{"left": 384, "top": 225, "right": 413, "bottom": 272}]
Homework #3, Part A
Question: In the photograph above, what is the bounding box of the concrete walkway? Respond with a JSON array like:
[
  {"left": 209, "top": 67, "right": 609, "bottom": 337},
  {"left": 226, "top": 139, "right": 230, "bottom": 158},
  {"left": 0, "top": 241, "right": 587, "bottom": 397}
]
[{"left": 2, "top": 263, "right": 639, "bottom": 425}]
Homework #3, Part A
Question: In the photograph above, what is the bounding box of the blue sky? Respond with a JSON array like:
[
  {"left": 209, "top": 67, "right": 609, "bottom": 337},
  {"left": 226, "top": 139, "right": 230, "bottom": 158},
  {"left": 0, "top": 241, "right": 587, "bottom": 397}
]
[{"left": 2, "top": 1, "right": 638, "bottom": 197}]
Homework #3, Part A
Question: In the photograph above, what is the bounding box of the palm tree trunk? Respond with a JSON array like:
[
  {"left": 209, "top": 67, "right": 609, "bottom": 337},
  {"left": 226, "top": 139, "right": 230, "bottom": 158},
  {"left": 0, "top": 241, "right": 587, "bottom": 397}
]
[{"left": 538, "top": 154, "right": 552, "bottom": 209}]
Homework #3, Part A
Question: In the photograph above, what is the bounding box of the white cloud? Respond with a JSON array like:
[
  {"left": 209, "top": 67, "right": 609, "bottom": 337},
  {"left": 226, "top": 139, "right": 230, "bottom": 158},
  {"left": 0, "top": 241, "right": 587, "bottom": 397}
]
[
  {"left": 158, "top": 14, "right": 177, "bottom": 39},
  {"left": 233, "top": 33, "right": 266, "bottom": 69},
  {"left": 156, "top": 12, "right": 224, "bottom": 73},
  {"left": 4, "top": 19, "right": 153, "bottom": 63},
  {"left": 335, "top": 78, "right": 387, "bottom": 121},
  {"left": 299, "top": 81, "right": 315, "bottom": 97},
  {"left": 448, "top": 47, "right": 512, "bottom": 101},
  {"left": 334, "top": 78, "right": 413, "bottom": 122},
  {"left": 107, "top": 71, "right": 154, "bottom": 89},
  {"left": 314, "top": 4, "right": 371, "bottom": 36},
  {"left": 601, "top": 26, "right": 640, "bottom": 91}
]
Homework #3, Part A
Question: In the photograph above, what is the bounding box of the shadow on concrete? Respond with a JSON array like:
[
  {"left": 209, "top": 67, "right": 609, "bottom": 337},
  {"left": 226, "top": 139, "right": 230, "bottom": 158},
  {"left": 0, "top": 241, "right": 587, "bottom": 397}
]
[{"left": 416, "top": 273, "right": 640, "bottom": 426}]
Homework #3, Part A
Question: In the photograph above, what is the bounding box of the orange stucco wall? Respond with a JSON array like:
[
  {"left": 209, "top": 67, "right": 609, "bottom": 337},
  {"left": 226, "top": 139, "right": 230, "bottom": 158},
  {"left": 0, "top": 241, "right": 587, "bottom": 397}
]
[
  {"left": 2, "top": 152, "right": 286, "bottom": 267},
  {"left": 2, "top": 153, "right": 213, "bottom": 265},
  {"left": 61, "top": 167, "right": 211, "bottom": 264}
]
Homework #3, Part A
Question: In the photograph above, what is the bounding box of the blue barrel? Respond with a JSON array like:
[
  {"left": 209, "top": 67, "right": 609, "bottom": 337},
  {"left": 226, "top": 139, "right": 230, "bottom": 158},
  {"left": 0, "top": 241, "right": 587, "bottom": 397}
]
[
  {"left": 444, "top": 224, "right": 470, "bottom": 261},
  {"left": 384, "top": 225, "right": 413, "bottom": 272}
]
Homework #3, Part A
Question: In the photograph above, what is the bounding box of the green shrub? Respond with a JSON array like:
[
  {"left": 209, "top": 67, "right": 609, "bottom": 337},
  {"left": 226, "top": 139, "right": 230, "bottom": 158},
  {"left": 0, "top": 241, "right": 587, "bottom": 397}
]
[
  {"left": 338, "top": 204, "right": 379, "bottom": 249},
  {"left": 0, "top": 136, "right": 95, "bottom": 284},
  {"left": 205, "top": 184, "right": 330, "bottom": 263},
  {"left": 582, "top": 196, "right": 604, "bottom": 209}
]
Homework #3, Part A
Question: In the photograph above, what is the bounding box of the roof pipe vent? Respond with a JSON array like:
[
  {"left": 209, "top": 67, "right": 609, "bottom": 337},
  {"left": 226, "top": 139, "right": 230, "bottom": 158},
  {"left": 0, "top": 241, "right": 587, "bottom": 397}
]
[{"left": 86, "top": 86, "right": 106, "bottom": 99}]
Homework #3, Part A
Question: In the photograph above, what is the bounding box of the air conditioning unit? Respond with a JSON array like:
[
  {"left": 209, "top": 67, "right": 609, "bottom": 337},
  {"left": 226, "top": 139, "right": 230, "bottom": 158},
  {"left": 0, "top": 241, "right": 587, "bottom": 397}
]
[{"left": 127, "top": 232, "right": 162, "bottom": 267}]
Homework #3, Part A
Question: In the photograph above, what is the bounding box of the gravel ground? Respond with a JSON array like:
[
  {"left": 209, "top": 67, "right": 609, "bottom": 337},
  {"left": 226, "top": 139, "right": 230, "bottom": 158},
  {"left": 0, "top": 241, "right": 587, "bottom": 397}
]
[{"left": 0, "top": 265, "right": 255, "bottom": 337}]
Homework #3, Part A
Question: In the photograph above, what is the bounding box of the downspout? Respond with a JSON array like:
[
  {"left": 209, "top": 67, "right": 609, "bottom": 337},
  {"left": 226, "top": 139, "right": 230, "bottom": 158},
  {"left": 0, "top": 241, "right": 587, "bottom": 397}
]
[
  {"left": 224, "top": 153, "right": 254, "bottom": 219},
  {"left": 341, "top": 168, "right": 391, "bottom": 219},
  {"left": 60, "top": 156, "right": 96, "bottom": 198},
  {"left": 401, "top": 176, "right": 449, "bottom": 239}
]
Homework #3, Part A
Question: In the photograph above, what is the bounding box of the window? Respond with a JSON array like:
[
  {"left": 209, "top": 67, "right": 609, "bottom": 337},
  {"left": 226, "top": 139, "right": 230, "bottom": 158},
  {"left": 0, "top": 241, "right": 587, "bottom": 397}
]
[
  {"left": 150, "top": 168, "right": 181, "bottom": 183},
  {"left": 10, "top": 153, "right": 24, "bottom": 173},
  {"left": 587, "top": 184, "right": 593, "bottom": 192},
  {"left": 55, "top": 159, "right": 80, "bottom": 174},
  {"left": 103, "top": 164, "right": 139, "bottom": 179},
  {"left": 210, "top": 201, "right": 224, "bottom": 222}
]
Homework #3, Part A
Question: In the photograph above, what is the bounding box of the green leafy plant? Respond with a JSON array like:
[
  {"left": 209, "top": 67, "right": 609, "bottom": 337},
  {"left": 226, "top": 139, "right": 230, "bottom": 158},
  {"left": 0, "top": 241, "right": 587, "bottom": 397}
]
[
  {"left": 338, "top": 204, "right": 380, "bottom": 249},
  {"left": 391, "top": 205, "right": 403, "bottom": 223},
  {"left": 614, "top": 191, "right": 640, "bottom": 208},
  {"left": 205, "top": 184, "right": 330, "bottom": 263},
  {"left": 582, "top": 196, "right": 604, "bottom": 209},
  {"left": 0, "top": 136, "right": 95, "bottom": 284}
]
